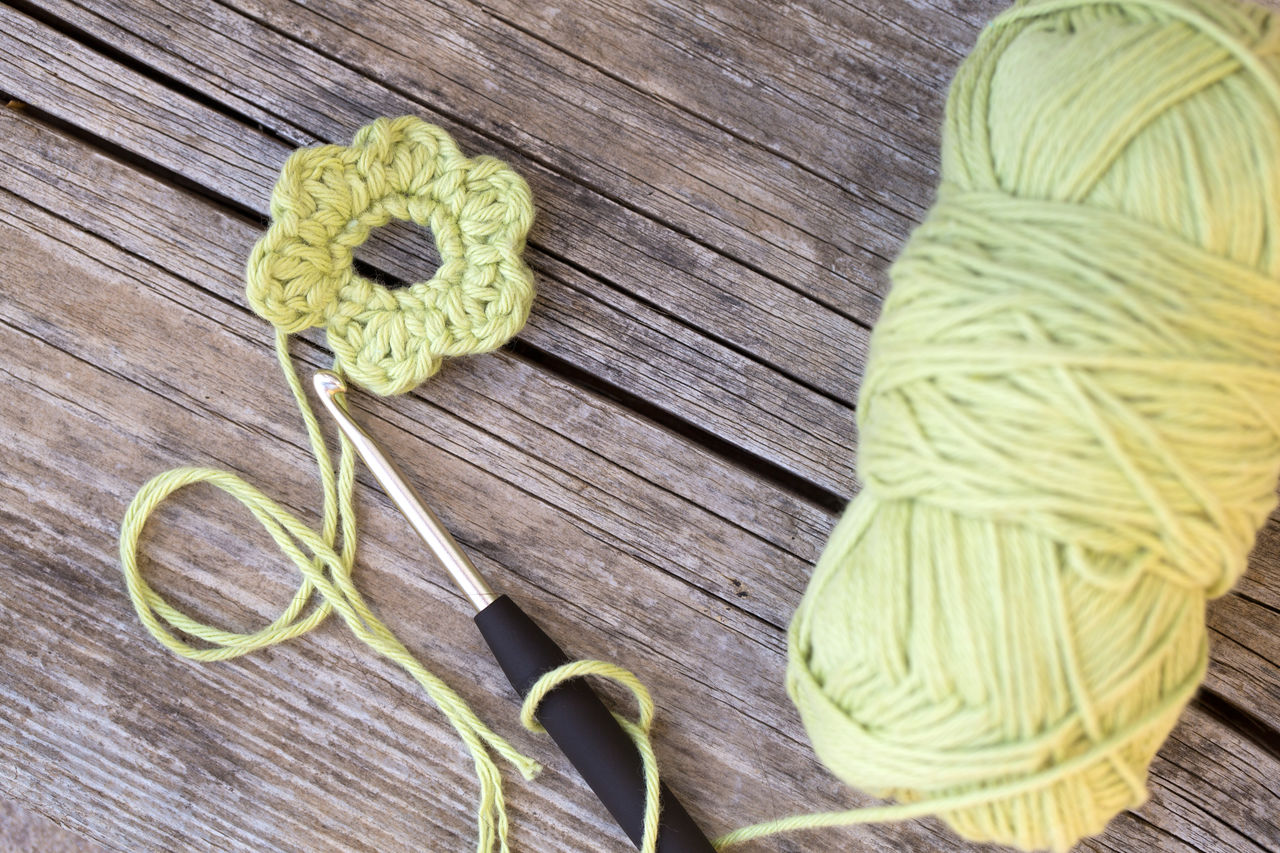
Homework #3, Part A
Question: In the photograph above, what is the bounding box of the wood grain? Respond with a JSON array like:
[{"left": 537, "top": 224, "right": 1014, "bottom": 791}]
[
  {"left": 0, "top": 119, "right": 966, "bottom": 852},
  {"left": 0, "top": 798, "right": 108, "bottom": 853},
  {"left": 2, "top": 0, "right": 1278, "bottom": 851},
  {"left": 0, "top": 0, "right": 866, "bottom": 496}
]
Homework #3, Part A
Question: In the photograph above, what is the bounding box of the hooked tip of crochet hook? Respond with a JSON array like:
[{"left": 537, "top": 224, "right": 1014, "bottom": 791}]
[
  {"left": 309, "top": 368, "right": 717, "bottom": 852},
  {"left": 311, "top": 369, "right": 499, "bottom": 611},
  {"left": 314, "top": 369, "right": 347, "bottom": 399}
]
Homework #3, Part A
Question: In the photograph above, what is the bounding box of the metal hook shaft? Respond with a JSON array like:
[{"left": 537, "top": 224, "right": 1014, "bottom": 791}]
[{"left": 313, "top": 370, "right": 499, "bottom": 611}]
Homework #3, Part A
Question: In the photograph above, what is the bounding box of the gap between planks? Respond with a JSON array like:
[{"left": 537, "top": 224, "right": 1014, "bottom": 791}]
[
  {"left": 0, "top": 1, "right": 863, "bottom": 497},
  {"left": 4, "top": 77, "right": 1280, "bottom": 853},
  {"left": 2, "top": 1, "right": 1280, "bottom": 845}
]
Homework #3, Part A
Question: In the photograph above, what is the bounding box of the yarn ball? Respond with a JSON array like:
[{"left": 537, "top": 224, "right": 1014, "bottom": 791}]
[
  {"left": 246, "top": 116, "right": 535, "bottom": 395},
  {"left": 787, "top": 0, "right": 1280, "bottom": 849}
]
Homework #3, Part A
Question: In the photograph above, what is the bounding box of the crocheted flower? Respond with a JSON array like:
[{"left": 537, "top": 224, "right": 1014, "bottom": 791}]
[{"left": 246, "top": 116, "right": 535, "bottom": 395}]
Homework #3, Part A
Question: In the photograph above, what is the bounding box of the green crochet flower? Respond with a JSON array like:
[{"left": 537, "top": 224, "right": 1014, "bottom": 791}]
[{"left": 246, "top": 116, "right": 535, "bottom": 395}]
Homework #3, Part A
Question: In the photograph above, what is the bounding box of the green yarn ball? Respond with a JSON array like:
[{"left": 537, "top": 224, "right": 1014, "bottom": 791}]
[{"left": 788, "top": 0, "right": 1280, "bottom": 849}]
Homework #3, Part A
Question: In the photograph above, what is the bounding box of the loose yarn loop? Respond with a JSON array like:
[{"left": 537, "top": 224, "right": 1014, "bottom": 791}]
[
  {"left": 120, "top": 334, "right": 541, "bottom": 853},
  {"left": 121, "top": 119, "right": 545, "bottom": 853},
  {"left": 246, "top": 115, "right": 535, "bottom": 396},
  {"left": 520, "top": 661, "right": 664, "bottom": 853},
  {"left": 787, "top": 0, "right": 1280, "bottom": 850}
]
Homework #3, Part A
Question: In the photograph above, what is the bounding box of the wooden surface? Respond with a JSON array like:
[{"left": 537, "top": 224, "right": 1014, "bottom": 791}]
[
  {"left": 0, "top": 797, "right": 107, "bottom": 852},
  {"left": 2, "top": 1, "right": 1279, "bottom": 851}
]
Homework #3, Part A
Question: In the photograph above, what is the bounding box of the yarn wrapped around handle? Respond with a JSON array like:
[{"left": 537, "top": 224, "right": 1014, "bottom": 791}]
[{"left": 787, "top": 0, "right": 1280, "bottom": 850}]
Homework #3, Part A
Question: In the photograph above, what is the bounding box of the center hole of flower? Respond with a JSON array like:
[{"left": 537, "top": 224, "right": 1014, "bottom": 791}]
[{"left": 352, "top": 218, "right": 442, "bottom": 291}]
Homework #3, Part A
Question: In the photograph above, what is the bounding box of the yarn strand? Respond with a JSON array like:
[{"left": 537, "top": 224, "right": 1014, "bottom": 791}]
[
  {"left": 117, "top": 15, "right": 1280, "bottom": 841},
  {"left": 785, "top": 0, "right": 1280, "bottom": 849},
  {"left": 545, "top": 1, "right": 1280, "bottom": 848},
  {"left": 120, "top": 116, "right": 546, "bottom": 851},
  {"left": 120, "top": 332, "right": 541, "bottom": 853},
  {"left": 520, "top": 661, "right": 663, "bottom": 853}
]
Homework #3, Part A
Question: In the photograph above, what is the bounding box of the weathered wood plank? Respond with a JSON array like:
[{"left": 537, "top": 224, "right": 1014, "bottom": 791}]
[
  {"left": 4, "top": 0, "right": 1280, "bottom": 850},
  {"left": 0, "top": 169, "right": 973, "bottom": 851},
  {"left": 2, "top": 105, "right": 1279, "bottom": 852},
  {"left": 118, "top": 0, "right": 904, "bottom": 317},
  {"left": 23, "top": 0, "right": 872, "bottom": 406},
  {"left": 0, "top": 0, "right": 863, "bottom": 497},
  {"left": 1205, "top": 588, "right": 1280, "bottom": 722},
  {"left": 466, "top": 0, "right": 987, "bottom": 216},
  {"left": 0, "top": 107, "right": 825, "bottom": 625},
  {"left": 11, "top": 98, "right": 1280, "bottom": 743},
  {"left": 0, "top": 798, "right": 106, "bottom": 853}
]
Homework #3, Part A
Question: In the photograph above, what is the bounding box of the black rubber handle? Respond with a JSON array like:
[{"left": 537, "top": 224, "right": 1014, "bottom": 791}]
[{"left": 474, "top": 595, "right": 715, "bottom": 853}]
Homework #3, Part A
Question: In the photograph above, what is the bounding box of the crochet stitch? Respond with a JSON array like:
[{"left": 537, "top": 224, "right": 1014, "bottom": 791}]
[{"left": 246, "top": 116, "right": 535, "bottom": 395}]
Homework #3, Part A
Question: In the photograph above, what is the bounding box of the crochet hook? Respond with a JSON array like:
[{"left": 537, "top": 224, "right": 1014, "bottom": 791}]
[{"left": 313, "top": 370, "right": 715, "bottom": 853}]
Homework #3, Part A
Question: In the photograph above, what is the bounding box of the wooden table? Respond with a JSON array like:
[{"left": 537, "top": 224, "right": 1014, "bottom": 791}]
[{"left": 3, "top": 1, "right": 1278, "bottom": 850}]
